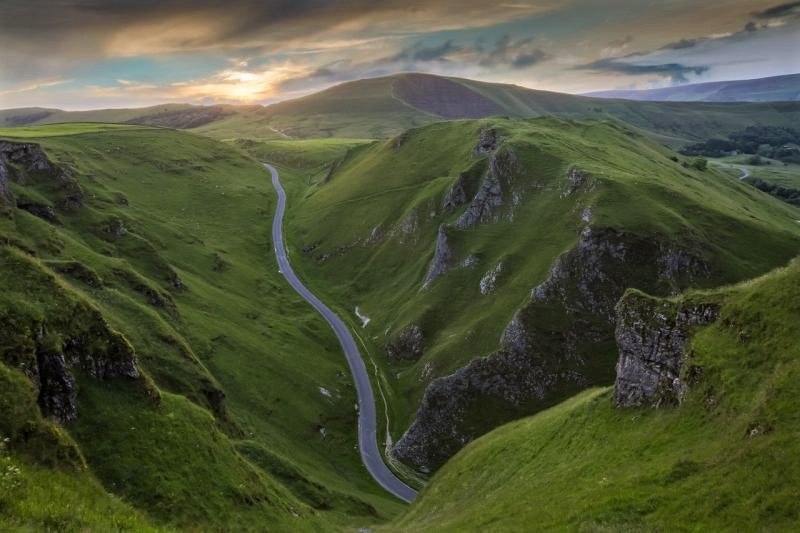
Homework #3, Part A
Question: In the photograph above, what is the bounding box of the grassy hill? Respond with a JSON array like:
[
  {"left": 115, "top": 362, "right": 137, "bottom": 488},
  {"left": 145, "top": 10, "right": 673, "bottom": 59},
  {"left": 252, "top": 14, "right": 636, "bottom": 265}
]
[
  {"left": 386, "top": 257, "right": 800, "bottom": 531},
  {"left": 586, "top": 73, "right": 800, "bottom": 102},
  {"left": 275, "top": 116, "right": 800, "bottom": 474},
  {"left": 3, "top": 73, "right": 800, "bottom": 142},
  {"left": 0, "top": 123, "right": 404, "bottom": 530}
]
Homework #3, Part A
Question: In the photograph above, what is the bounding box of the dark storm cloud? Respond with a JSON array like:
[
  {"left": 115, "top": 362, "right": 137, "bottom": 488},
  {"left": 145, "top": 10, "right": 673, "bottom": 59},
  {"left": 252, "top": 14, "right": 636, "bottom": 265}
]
[
  {"left": 575, "top": 59, "right": 709, "bottom": 84},
  {"left": 752, "top": 1, "right": 800, "bottom": 19},
  {"left": 0, "top": 0, "right": 551, "bottom": 84}
]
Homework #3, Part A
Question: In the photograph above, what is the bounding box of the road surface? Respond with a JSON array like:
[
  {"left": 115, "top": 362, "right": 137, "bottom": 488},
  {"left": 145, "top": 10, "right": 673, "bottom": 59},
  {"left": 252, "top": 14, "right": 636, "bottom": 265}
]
[
  {"left": 716, "top": 162, "right": 751, "bottom": 180},
  {"left": 265, "top": 163, "right": 417, "bottom": 503}
]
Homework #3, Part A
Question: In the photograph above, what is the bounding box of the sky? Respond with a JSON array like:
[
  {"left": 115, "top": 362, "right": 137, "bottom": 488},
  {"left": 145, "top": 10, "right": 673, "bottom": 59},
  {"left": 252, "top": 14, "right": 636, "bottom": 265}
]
[{"left": 1, "top": 0, "right": 798, "bottom": 110}]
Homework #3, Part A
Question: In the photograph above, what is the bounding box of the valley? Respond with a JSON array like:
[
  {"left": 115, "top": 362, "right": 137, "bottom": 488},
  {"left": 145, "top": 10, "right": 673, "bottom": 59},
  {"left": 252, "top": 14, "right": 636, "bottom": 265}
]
[{"left": 2, "top": 69, "right": 800, "bottom": 531}]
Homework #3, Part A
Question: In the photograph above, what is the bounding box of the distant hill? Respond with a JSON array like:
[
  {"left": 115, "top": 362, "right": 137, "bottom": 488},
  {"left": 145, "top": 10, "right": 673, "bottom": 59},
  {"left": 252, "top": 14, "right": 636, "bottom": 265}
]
[
  {"left": 2, "top": 73, "right": 800, "bottom": 141},
  {"left": 585, "top": 73, "right": 800, "bottom": 102}
]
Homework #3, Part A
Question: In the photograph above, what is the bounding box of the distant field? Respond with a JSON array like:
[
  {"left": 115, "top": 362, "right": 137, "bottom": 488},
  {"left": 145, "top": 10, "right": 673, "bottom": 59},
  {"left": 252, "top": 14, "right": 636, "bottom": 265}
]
[
  {"left": 0, "top": 122, "right": 151, "bottom": 138},
  {"left": 711, "top": 155, "right": 800, "bottom": 189},
  {"left": 234, "top": 137, "right": 373, "bottom": 172}
]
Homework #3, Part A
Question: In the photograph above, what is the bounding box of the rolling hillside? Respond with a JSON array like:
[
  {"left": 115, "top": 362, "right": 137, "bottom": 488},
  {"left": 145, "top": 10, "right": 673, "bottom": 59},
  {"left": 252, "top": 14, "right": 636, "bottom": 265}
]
[
  {"left": 586, "top": 73, "right": 800, "bottom": 102},
  {"left": 0, "top": 124, "right": 403, "bottom": 531},
  {"left": 387, "top": 257, "right": 800, "bottom": 531},
  {"left": 3, "top": 73, "right": 800, "bottom": 142},
  {"left": 276, "top": 116, "right": 800, "bottom": 474}
]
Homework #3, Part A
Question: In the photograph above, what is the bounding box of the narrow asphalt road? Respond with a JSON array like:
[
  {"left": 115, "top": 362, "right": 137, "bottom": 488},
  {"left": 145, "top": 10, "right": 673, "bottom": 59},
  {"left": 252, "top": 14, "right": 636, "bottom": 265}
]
[{"left": 265, "top": 163, "right": 417, "bottom": 503}]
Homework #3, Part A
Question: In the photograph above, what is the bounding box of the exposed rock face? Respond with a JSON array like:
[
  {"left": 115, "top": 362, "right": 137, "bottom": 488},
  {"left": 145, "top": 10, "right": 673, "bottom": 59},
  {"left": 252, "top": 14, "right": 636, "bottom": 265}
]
[
  {"left": 423, "top": 224, "right": 453, "bottom": 288},
  {"left": 366, "top": 224, "right": 384, "bottom": 244},
  {"left": 6, "top": 310, "right": 142, "bottom": 424},
  {"left": 393, "top": 226, "right": 712, "bottom": 471},
  {"left": 455, "top": 149, "right": 518, "bottom": 229},
  {"left": 17, "top": 202, "right": 59, "bottom": 224},
  {"left": 0, "top": 141, "right": 83, "bottom": 211},
  {"left": 456, "top": 175, "right": 502, "bottom": 228},
  {"left": 384, "top": 325, "right": 425, "bottom": 361},
  {"left": 0, "top": 155, "right": 15, "bottom": 206},
  {"left": 474, "top": 127, "right": 499, "bottom": 155},
  {"left": 479, "top": 262, "right": 503, "bottom": 295},
  {"left": 441, "top": 175, "right": 467, "bottom": 212},
  {"left": 613, "top": 293, "right": 719, "bottom": 407},
  {"left": 561, "top": 167, "right": 589, "bottom": 198}
]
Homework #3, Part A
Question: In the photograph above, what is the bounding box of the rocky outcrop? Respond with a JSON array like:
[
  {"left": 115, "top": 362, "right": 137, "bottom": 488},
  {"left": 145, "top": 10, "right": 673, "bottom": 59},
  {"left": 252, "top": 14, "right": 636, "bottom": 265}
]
[
  {"left": 479, "top": 262, "right": 503, "bottom": 295},
  {"left": 441, "top": 175, "right": 467, "bottom": 212},
  {"left": 455, "top": 149, "right": 518, "bottom": 229},
  {"left": 384, "top": 325, "right": 425, "bottom": 361},
  {"left": 0, "top": 155, "right": 15, "bottom": 206},
  {"left": 561, "top": 167, "right": 590, "bottom": 198},
  {"left": 0, "top": 141, "right": 83, "bottom": 211},
  {"left": 17, "top": 201, "right": 59, "bottom": 224},
  {"left": 3, "top": 306, "right": 142, "bottom": 424},
  {"left": 455, "top": 175, "right": 502, "bottom": 228},
  {"left": 613, "top": 293, "right": 719, "bottom": 407},
  {"left": 423, "top": 224, "right": 454, "bottom": 289},
  {"left": 474, "top": 127, "right": 499, "bottom": 155},
  {"left": 394, "top": 226, "right": 713, "bottom": 471}
]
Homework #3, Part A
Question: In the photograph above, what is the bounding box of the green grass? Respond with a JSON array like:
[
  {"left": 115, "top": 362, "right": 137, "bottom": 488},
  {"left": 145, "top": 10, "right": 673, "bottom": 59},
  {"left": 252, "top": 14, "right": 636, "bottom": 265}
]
[
  {"left": 386, "top": 258, "right": 800, "bottom": 531},
  {"left": 276, "top": 116, "right": 800, "bottom": 470},
  {"left": 234, "top": 137, "right": 373, "bottom": 173},
  {"left": 0, "top": 441, "right": 164, "bottom": 532},
  {"left": 711, "top": 155, "right": 800, "bottom": 189},
  {"left": 0, "top": 124, "right": 403, "bottom": 530},
  {"left": 0, "top": 123, "right": 151, "bottom": 138}
]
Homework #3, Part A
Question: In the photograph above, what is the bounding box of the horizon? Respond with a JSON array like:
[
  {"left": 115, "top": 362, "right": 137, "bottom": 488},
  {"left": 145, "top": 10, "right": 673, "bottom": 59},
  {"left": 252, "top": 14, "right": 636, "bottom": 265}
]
[
  {"left": 2, "top": 0, "right": 799, "bottom": 110},
  {"left": 2, "top": 70, "right": 799, "bottom": 113}
]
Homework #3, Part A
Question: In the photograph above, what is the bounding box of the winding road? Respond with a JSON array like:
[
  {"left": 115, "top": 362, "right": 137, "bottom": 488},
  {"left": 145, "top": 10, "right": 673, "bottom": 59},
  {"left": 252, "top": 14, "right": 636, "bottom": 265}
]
[{"left": 265, "top": 163, "right": 417, "bottom": 503}]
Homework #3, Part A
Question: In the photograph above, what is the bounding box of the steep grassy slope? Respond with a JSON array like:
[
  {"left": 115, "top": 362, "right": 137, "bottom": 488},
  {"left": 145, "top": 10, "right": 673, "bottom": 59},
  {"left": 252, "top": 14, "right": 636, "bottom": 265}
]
[
  {"left": 0, "top": 123, "right": 403, "bottom": 530},
  {"left": 280, "top": 116, "right": 800, "bottom": 474},
  {"left": 387, "top": 258, "right": 800, "bottom": 531},
  {"left": 586, "top": 73, "right": 800, "bottom": 102},
  {"left": 4, "top": 74, "right": 799, "bottom": 142}
]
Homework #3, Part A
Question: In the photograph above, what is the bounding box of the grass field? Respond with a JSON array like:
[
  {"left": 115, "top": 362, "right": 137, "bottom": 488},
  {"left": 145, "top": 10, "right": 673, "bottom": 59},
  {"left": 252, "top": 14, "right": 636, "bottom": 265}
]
[
  {"left": 0, "top": 123, "right": 154, "bottom": 138},
  {"left": 711, "top": 155, "right": 800, "bottom": 188},
  {"left": 387, "top": 258, "right": 800, "bottom": 531},
  {"left": 0, "top": 124, "right": 403, "bottom": 530}
]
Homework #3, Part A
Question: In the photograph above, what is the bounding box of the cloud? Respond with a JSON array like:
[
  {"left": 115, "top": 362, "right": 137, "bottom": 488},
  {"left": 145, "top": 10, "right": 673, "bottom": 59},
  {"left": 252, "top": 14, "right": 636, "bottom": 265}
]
[
  {"left": 575, "top": 59, "right": 709, "bottom": 84},
  {"left": 477, "top": 34, "right": 549, "bottom": 69},
  {"left": 661, "top": 38, "right": 699, "bottom": 50},
  {"left": 392, "top": 40, "right": 461, "bottom": 62},
  {"left": 752, "top": 1, "right": 800, "bottom": 19}
]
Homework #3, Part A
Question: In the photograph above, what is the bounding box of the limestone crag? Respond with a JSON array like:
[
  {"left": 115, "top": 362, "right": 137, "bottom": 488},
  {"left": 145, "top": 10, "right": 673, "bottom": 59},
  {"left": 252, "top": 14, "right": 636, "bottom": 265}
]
[
  {"left": 384, "top": 324, "right": 425, "bottom": 361},
  {"left": 613, "top": 293, "right": 719, "bottom": 407},
  {"left": 441, "top": 175, "right": 467, "bottom": 212},
  {"left": 394, "top": 226, "right": 712, "bottom": 471},
  {"left": 479, "top": 262, "right": 504, "bottom": 295},
  {"left": 455, "top": 149, "right": 518, "bottom": 229},
  {"left": 0, "top": 141, "right": 83, "bottom": 211},
  {"left": 6, "top": 309, "right": 142, "bottom": 424},
  {"left": 423, "top": 224, "right": 454, "bottom": 288}
]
